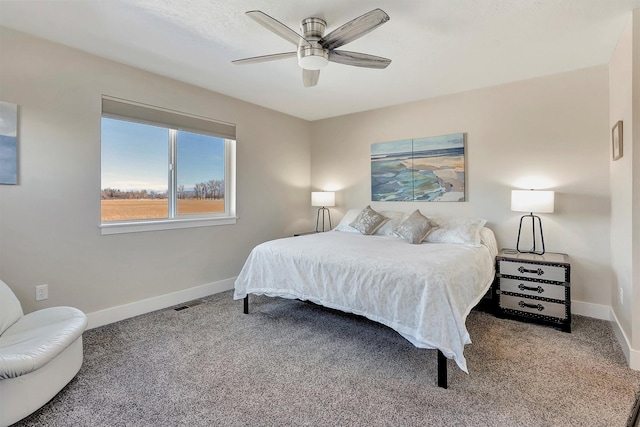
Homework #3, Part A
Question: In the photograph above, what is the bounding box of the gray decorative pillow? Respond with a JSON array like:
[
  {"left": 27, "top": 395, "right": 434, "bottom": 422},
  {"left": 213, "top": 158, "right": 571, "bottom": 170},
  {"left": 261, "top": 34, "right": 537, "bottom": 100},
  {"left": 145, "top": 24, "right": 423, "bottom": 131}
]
[
  {"left": 349, "top": 205, "right": 389, "bottom": 235},
  {"left": 394, "top": 210, "right": 435, "bottom": 244}
]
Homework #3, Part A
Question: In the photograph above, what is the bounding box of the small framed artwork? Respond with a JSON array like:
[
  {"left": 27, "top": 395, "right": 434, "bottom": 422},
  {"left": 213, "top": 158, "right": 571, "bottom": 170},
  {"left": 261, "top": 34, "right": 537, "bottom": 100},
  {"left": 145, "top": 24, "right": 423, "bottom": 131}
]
[
  {"left": 612, "top": 120, "right": 623, "bottom": 161},
  {"left": 0, "top": 101, "right": 18, "bottom": 185}
]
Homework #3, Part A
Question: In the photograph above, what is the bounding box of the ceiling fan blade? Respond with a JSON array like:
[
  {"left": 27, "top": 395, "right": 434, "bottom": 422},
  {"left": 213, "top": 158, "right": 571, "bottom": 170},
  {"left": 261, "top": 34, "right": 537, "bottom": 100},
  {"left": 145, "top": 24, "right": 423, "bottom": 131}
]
[
  {"left": 232, "top": 52, "right": 297, "bottom": 65},
  {"left": 329, "top": 50, "right": 391, "bottom": 69},
  {"left": 246, "top": 10, "right": 311, "bottom": 47},
  {"left": 318, "top": 8, "right": 390, "bottom": 50},
  {"left": 303, "top": 69, "right": 320, "bottom": 87}
]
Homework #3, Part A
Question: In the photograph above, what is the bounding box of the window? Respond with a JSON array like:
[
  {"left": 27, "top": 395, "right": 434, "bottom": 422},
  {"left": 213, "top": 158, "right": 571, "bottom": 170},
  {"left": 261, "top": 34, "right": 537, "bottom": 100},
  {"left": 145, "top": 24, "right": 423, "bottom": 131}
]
[{"left": 100, "top": 97, "right": 236, "bottom": 234}]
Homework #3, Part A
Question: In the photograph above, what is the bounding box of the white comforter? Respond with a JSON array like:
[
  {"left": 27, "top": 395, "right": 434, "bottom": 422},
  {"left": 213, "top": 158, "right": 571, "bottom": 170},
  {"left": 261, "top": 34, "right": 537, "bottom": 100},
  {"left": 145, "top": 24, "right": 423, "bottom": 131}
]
[{"left": 234, "top": 231, "right": 496, "bottom": 373}]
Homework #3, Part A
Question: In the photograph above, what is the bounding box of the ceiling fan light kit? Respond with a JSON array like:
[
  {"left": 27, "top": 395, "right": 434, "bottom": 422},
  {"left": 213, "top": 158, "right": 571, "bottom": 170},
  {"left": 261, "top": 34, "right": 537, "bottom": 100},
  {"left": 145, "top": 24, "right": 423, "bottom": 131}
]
[
  {"left": 298, "top": 50, "right": 329, "bottom": 70},
  {"left": 297, "top": 17, "right": 329, "bottom": 70},
  {"left": 233, "top": 9, "right": 391, "bottom": 87}
]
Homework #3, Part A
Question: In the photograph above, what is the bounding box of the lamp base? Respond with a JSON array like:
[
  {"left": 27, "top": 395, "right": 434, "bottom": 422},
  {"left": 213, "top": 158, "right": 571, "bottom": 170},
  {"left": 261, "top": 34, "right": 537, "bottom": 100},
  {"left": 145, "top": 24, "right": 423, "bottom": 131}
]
[
  {"left": 315, "top": 207, "right": 332, "bottom": 232},
  {"left": 516, "top": 213, "right": 546, "bottom": 255}
]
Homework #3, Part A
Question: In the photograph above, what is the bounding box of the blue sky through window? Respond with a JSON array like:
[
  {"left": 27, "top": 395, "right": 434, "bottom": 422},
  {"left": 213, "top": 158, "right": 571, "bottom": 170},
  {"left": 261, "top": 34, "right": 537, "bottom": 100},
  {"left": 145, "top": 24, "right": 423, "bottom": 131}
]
[
  {"left": 101, "top": 118, "right": 224, "bottom": 193},
  {"left": 177, "top": 130, "right": 224, "bottom": 191}
]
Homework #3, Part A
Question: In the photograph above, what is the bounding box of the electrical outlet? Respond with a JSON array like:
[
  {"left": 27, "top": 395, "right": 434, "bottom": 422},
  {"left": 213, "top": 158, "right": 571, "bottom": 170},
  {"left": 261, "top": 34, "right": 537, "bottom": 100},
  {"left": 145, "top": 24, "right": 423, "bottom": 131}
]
[
  {"left": 619, "top": 287, "right": 623, "bottom": 305},
  {"left": 35, "top": 284, "right": 48, "bottom": 301}
]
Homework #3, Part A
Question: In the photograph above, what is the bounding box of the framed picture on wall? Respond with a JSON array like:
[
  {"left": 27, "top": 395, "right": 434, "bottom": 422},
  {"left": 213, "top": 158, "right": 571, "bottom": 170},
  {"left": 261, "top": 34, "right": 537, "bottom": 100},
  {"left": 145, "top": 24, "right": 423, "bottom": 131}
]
[
  {"left": 0, "top": 100, "right": 18, "bottom": 185},
  {"left": 371, "top": 133, "right": 466, "bottom": 202},
  {"left": 612, "top": 120, "right": 623, "bottom": 161}
]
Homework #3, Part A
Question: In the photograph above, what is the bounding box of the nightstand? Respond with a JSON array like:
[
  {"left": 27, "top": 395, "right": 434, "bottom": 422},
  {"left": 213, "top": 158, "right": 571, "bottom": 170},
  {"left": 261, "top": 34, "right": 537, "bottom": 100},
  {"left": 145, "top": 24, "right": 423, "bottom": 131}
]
[
  {"left": 293, "top": 231, "right": 317, "bottom": 236},
  {"left": 494, "top": 249, "right": 571, "bottom": 333}
]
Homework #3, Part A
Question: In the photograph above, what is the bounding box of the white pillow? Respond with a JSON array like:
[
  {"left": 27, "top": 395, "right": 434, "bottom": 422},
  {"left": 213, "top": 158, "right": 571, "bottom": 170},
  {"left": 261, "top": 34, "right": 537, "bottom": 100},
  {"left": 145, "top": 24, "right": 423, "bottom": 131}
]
[
  {"left": 374, "top": 211, "right": 406, "bottom": 236},
  {"left": 349, "top": 205, "right": 389, "bottom": 235},
  {"left": 394, "top": 210, "right": 436, "bottom": 244},
  {"left": 425, "top": 217, "right": 487, "bottom": 246},
  {"left": 334, "top": 208, "right": 363, "bottom": 233}
]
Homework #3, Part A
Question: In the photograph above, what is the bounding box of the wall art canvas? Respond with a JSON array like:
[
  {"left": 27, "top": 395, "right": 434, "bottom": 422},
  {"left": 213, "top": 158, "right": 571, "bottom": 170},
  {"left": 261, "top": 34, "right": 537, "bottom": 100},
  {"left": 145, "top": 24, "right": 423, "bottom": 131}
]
[
  {"left": 612, "top": 120, "right": 622, "bottom": 161},
  {"left": 371, "top": 133, "right": 465, "bottom": 202},
  {"left": 0, "top": 101, "right": 18, "bottom": 185}
]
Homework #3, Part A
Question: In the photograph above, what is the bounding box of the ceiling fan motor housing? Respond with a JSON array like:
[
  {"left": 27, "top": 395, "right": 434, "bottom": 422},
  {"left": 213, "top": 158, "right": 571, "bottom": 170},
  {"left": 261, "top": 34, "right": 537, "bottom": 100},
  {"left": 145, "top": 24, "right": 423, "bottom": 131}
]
[{"left": 298, "top": 17, "right": 329, "bottom": 70}]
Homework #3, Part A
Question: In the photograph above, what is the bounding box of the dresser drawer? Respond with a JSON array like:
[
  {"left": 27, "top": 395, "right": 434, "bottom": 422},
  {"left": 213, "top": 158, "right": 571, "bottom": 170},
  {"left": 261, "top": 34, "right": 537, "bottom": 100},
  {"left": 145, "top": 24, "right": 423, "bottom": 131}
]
[
  {"left": 500, "top": 294, "right": 567, "bottom": 320},
  {"left": 499, "top": 260, "right": 567, "bottom": 282},
  {"left": 499, "top": 277, "right": 566, "bottom": 301}
]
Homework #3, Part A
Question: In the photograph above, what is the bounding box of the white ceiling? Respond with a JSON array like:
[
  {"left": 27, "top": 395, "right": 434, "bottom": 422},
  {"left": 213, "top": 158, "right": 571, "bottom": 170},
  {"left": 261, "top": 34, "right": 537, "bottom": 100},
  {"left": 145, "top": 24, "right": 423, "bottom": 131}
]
[{"left": 0, "top": 0, "right": 638, "bottom": 121}]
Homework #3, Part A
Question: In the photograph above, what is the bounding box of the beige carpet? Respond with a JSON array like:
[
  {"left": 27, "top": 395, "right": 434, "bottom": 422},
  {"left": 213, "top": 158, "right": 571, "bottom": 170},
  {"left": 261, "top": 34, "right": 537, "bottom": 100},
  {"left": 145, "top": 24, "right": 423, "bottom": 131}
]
[{"left": 14, "top": 291, "right": 640, "bottom": 426}]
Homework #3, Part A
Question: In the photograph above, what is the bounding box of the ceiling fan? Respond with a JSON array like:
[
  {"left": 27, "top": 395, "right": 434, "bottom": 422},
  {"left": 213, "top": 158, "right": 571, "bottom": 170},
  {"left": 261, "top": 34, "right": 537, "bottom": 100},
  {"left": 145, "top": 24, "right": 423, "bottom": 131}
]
[{"left": 232, "top": 8, "right": 391, "bottom": 87}]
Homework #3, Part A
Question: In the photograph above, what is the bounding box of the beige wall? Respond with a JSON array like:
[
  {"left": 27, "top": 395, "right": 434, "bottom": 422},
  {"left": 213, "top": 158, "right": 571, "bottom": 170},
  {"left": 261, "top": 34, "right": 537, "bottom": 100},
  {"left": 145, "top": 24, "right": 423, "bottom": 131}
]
[
  {"left": 609, "top": 14, "right": 634, "bottom": 351},
  {"left": 311, "top": 66, "right": 611, "bottom": 310},
  {"left": 609, "top": 9, "right": 640, "bottom": 369},
  {"left": 0, "top": 22, "right": 632, "bottom": 341},
  {"left": 0, "top": 27, "right": 312, "bottom": 316}
]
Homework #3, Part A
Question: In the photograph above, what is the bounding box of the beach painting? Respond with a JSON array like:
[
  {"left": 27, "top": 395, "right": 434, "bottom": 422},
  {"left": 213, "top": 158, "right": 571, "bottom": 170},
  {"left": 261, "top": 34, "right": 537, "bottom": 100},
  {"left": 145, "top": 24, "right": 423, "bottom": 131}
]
[
  {"left": 0, "top": 101, "right": 18, "bottom": 185},
  {"left": 371, "top": 133, "right": 465, "bottom": 202}
]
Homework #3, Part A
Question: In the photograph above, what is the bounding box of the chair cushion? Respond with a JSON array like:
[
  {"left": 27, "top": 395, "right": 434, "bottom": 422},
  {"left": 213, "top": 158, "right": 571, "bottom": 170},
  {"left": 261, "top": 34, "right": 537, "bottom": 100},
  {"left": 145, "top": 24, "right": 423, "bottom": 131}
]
[
  {"left": 0, "top": 306, "right": 87, "bottom": 379},
  {"left": 0, "top": 279, "right": 23, "bottom": 336}
]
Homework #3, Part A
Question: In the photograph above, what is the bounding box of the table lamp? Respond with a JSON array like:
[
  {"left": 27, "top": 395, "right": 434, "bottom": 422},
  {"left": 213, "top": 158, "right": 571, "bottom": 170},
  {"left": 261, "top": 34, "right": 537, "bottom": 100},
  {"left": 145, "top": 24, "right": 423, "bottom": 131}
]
[
  {"left": 511, "top": 189, "right": 554, "bottom": 255},
  {"left": 311, "top": 191, "right": 335, "bottom": 232}
]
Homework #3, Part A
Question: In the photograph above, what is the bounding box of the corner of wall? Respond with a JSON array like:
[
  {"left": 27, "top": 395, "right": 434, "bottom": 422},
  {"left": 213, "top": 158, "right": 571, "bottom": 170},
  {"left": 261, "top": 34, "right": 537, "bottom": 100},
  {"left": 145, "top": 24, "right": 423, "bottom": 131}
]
[{"left": 611, "top": 306, "right": 640, "bottom": 370}]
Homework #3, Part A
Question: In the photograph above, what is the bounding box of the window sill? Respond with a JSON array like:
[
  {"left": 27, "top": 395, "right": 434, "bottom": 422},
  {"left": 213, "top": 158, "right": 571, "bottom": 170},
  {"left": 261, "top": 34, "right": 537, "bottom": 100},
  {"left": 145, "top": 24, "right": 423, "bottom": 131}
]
[{"left": 100, "top": 216, "right": 237, "bottom": 235}]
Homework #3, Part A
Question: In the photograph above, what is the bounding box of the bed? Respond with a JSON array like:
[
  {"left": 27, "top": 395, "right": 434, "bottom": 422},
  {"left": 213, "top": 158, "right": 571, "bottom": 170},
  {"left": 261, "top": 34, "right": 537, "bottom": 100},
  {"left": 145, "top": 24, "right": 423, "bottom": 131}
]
[{"left": 234, "top": 208, "right": 498, "bottom": 388}]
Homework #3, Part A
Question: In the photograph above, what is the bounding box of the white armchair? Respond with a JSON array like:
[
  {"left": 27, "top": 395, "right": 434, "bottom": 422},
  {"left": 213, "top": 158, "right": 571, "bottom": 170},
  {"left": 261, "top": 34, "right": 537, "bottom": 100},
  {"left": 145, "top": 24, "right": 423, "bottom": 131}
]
[{"left": 0, "top": 279, "right": 87, "bottom": 426}]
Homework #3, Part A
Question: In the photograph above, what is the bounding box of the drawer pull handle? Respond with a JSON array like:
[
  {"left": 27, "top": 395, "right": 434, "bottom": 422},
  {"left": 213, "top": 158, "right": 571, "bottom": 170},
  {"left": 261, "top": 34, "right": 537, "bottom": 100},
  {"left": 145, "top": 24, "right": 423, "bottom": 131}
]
[
  {"left": 518, "top": 266, "right": 544, "bottom": 276},
  {"left": 519, "top": 301, "right": 544, "bottom": 311},
  {"left": 518, "top": 284, "right": 544, "bottom": 293}
]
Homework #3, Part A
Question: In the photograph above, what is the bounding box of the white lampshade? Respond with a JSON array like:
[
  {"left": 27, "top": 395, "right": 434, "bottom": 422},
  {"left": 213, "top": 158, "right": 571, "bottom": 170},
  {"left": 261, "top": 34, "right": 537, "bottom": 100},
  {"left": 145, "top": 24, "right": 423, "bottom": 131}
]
[
  {"left": 511, "top": 190, "right": 554, "bottom": 213},
  {"left": 311, "top": 191, "right": 335, "bottom": 207}
]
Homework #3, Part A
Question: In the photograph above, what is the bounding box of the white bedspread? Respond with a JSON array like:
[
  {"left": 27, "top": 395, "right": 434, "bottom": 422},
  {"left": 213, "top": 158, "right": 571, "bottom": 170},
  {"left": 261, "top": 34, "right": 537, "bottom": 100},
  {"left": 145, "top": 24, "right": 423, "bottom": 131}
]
[{"left": 234, "top": 231, "right": 496, "bottom": 373}]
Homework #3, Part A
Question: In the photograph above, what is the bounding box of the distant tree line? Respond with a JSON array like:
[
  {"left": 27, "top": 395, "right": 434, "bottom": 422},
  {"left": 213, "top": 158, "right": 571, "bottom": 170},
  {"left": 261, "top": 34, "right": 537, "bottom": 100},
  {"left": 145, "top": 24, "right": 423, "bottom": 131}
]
[
  {"left": 180, "top": 179, "right": 225, "bottom": 200},
  {"left": 102, "top": 179, "right": 224, "bottom": 200},
  {"left": 101, "top": 188, "right": 166, "bottom": 200}
]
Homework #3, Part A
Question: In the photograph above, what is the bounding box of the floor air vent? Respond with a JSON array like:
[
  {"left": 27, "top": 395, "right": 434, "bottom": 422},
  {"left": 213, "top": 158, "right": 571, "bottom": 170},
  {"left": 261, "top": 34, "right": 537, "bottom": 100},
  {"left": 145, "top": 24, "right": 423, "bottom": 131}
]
[{"left": 173, "top": 300, "right": 205, "bottom": 312}]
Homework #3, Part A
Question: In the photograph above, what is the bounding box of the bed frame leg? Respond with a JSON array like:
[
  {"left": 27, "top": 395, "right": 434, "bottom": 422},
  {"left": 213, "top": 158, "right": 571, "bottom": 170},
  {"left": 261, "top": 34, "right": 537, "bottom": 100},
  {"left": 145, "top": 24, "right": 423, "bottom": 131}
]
[
  {"left": 243, "top": 295, "right": 249, "bottom": 314},
  {"left": 437, "top": 350, "right": 448, "bottom": 389}
]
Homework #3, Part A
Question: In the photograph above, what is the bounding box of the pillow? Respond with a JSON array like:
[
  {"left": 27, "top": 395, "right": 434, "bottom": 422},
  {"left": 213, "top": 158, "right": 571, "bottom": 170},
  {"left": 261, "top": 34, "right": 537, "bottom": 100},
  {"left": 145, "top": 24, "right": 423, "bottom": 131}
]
[
  {"left": 334, "top": 208, "right": 362, "bottom": 233},
  {"left": 425, "top": 217, "right": 487, "bottom": 246},
  {"left": 349, "top": 205, "right": 389, "bottom": 235},
  {"left": 394, "top": 210, "right": 435, "bottom": 244},
  {"left": 374, "top": 211, "right": 406, "bottom": 236}
]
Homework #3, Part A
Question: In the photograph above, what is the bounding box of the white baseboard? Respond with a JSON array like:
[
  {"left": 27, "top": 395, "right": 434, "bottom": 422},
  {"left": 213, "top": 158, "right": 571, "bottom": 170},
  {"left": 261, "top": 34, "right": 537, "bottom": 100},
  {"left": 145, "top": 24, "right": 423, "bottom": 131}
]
[
  {"left": 610, "top": 307, "right": 640, "bottom": 371},
  {"left": 573, "top": 301, "right": 640, "bottom": 371},
  {"left": 86, "top": 277, "right": 236, "bottom": 329},
  {"left": 571, "top": 300, "right": 610, "bottom": 320},
  {"left": 632, "top": 347, "right": 640, "bottom": 371}
]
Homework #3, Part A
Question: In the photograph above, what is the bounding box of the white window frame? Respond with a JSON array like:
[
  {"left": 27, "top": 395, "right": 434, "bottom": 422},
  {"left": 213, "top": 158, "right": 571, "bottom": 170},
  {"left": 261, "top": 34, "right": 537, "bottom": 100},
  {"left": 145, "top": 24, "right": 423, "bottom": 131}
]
[{"left": 100, "top": 96, "right": 237, "bottom": 235}]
